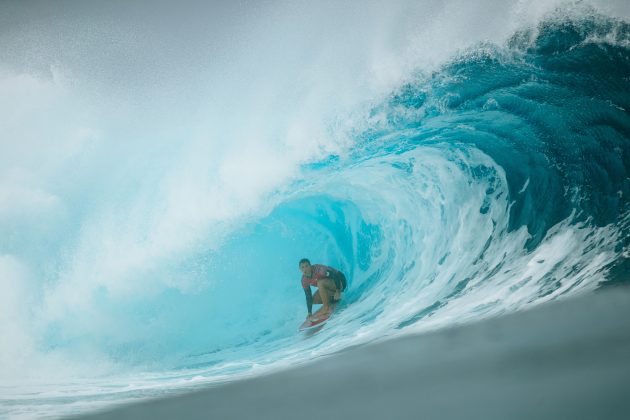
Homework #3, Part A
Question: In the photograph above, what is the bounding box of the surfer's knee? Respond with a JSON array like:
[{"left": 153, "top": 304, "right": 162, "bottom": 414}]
[{"left": 317, "top": 278, "right": 334, "bottom": 291}]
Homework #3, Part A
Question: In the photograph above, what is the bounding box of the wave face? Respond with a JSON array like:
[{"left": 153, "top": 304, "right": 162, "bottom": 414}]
[{"left": 1, "top": 2, "right": 629, "bottom": 418}]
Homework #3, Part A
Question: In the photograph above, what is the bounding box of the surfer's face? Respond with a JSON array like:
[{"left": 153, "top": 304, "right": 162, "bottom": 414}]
[{"left": 299, "top": 261, "right": 312, "bottom": 277}]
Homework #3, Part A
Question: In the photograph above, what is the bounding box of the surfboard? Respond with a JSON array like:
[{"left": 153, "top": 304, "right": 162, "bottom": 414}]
[{"left": 299, "top": 309, "right": 334, "bottom": 331}]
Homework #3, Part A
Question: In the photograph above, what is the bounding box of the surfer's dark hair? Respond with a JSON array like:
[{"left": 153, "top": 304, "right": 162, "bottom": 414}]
[{"left": 299, "top": 258, "right": 311, "bottom": 266}]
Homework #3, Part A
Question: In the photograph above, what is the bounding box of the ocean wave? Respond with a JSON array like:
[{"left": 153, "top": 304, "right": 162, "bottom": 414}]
[{"left": 1, "top": 3, "right": 629, "bottom": 419}]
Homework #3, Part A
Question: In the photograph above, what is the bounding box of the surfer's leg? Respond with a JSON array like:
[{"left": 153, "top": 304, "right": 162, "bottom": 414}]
[
  {"left": 313, "top": 290, "right": 322, "bottom": 304},
  {"left": 330, "top": 272, "right": 345, "bottom": 300},
  {"left": 317, "top": 279, "right": 336, "bottom": 315},
  {"left": 312, "top": 290, "right": 326, "bottom": 317}
]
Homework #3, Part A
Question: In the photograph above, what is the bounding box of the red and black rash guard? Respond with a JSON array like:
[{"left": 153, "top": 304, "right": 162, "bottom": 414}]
[{"left": 301, "top": 264, "right": 337, "bottom": 290}]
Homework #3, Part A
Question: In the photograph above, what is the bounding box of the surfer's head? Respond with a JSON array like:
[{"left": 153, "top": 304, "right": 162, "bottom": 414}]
[{"left": 299, "top": 258, "right": 312, "bottom": 277}]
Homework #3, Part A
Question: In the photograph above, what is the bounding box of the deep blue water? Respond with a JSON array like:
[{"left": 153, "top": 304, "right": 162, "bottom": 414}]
[{"left": 1, "top": 3, "right": 629, "bottom": 419}]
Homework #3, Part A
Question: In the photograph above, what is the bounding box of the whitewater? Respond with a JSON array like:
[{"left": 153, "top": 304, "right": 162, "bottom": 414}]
[{"left": 1, "top": 1, "right": 629, "bottom": 418}]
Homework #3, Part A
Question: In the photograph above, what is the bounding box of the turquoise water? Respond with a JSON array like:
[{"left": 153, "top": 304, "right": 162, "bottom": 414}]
[{"left": 1, "top": 1, "right": 629, "bottom": 418}]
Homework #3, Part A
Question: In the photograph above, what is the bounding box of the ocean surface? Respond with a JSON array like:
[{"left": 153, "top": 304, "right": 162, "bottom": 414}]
[{"left": 1, "top": 1, "right": 629, "bottom": 418}]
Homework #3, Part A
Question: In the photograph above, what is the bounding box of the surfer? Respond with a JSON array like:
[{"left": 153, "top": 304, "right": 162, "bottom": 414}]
[{"left": 299, "top": 258, "right": 347, "bottom": 321}]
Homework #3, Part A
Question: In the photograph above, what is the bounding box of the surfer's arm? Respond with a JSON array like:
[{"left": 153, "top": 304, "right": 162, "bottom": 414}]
[{"left": 304, "top": 287, "right": 313, "bottom": 315}]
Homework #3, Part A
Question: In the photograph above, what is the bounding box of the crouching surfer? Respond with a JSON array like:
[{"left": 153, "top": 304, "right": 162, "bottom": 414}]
[{"left": 299, "top": 258, "right": 347, "bottom": 322}]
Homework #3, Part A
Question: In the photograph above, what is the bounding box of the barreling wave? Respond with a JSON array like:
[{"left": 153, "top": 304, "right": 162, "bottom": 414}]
[{"left": 1, "top": 4, "right": 629, "bottom": 419}]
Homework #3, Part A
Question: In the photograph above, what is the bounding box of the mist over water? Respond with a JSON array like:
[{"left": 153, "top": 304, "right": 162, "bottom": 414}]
[{"left": 1, "top": 1, "right": 630, "bottom": 418}]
